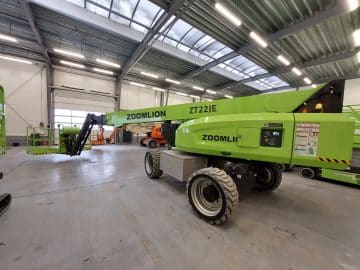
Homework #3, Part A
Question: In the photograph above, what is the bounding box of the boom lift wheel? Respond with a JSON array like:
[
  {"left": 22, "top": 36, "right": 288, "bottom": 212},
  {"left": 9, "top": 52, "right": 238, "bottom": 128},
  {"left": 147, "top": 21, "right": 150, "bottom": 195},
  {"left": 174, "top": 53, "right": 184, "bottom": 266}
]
[
  {"left": 144, "top": 151, "right": 163, "bottom": 179},
  {"left": 300, "top": 167, "right": 316, "bottom": 179},
  {"left": 276, "top": 163, "right": 286, "bottom": 172},
  {"left": 255, "top": 164, "right": 282, "bottom": 191},
  {"left": 140, "top": 138, "right": 146, "bottom": 147},
  {"left": 187, "top": 168, "right": 239, "bottom": 225},
  {"left": 147, "top": 139, "right": 157, "bottom": 149}
]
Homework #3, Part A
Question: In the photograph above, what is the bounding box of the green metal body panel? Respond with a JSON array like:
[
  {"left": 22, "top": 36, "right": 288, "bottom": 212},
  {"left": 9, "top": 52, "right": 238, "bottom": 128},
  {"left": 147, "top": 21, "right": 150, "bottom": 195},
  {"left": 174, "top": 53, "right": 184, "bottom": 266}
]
[
  {"left": 62, "top": 127, "right": 81, "bottom": 135},
  {"left": 321, "top": 168, "right": 360, "bottom": 185},
  {"left": 291, "top": 113, "right": 354, "bottom": 170},
  {"left": 175, "top": 113, "right": 294, "bottom": 164},
  {"left": 175, "top": 113, "right": 353, "bottom": 170},
  {"left": 106, "top": 86, "right": 321, "bottom": 126},
  {"left": 26, "top": 145, "right": 91, "bottom": 155},
  {"left": 0, "top": 86, "right": 5, "bottom": 156},
  {"left": 310, "top": 105, "right": 360, "bottom": 186}
]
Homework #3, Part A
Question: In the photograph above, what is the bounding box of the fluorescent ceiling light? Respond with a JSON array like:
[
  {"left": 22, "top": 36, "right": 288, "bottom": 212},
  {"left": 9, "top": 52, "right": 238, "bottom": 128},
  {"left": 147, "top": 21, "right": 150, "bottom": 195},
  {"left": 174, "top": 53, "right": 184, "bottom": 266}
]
[
  {"left": 130, "top": 82, "right": 145, "bottom": 88},
  {"left": 0, "top": 55, "right": 32, "bottom": 64},
  {"left": 311, "top": 84, "right": 317, "bottom": 88},
  {"left": 353, "top": 29, "right": 360, "bottom": 47},
  {"left": 0, "top": 33, "right": 18, "bottom": 43},
  {"left": 206, "top": 89, "right": 217, "bottom": 95},
  {"left": 141, "top": 71, "right": 159, "bottom": 79},
  {"left": 93, "top": 67, "right": 114, "bottom": 75},
  {"left": 291, "top": 67, "right": 302, "bottom": 76},
  {"left": 60, "top": 60, "right": 84, "bottom": 68},
  {"left": 54, "top": 48, "right": 84, "bottom": 59},
  {"left": 347, "top": 0, "right": 359, "bottom": 11},
  {"left": 190, "top": 95, "right": 200, "bottom": 99},
  {"left": 277, "top": 55, "right": 291, "bottom": 66},
  {"left": 175, "top": 92, "right": 188, "bottom": 96},
  {"left": 214, "top": 3, "right": 242, "bottom": 27},
  {"left": 224, "top": 94, "right": 233, "bottom": 99},
  {"left": 303, "top": 77, "right": 312, "bottom": 84},
  {"left": 192, "top": 85, "right": 204, "bottom": 91},
  {"left": 249, "top": 32, "right": 267, "bottom": 48},
  {"left": 96, "top": 58, "right": 120, "bottom": 68},
  {"left": 152, "top": 87, "right": 166, "bottom": 92},
  {"left": 166, "top": 78, "right": 180, "bottom": 85}
]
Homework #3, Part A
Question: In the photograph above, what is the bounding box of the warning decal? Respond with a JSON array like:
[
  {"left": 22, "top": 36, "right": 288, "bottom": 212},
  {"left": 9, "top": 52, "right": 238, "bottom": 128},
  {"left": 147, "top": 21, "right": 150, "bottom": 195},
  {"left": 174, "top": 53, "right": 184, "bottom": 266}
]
[{"left": 293, "top": 122, "right": 320, "bottom": 157}]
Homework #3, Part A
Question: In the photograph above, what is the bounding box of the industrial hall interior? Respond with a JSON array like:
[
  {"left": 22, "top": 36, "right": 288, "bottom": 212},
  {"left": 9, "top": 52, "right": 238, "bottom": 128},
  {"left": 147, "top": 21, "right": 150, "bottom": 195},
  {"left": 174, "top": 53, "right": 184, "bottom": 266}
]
[{"left": 0, "top": 0, "right": 359, "bottom": 269}]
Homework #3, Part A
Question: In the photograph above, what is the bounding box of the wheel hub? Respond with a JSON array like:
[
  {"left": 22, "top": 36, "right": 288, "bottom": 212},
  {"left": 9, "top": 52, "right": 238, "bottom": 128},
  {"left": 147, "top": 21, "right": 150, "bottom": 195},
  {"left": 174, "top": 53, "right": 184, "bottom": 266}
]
[
  {"left": 190, "top": 177, "right": 223, "bottom": 217},
  {"left": 256, "top": 167, "right": 272, "bottom": 184},
  {"left": 203, "top": 185, "right": 219, "bottom": 202}
]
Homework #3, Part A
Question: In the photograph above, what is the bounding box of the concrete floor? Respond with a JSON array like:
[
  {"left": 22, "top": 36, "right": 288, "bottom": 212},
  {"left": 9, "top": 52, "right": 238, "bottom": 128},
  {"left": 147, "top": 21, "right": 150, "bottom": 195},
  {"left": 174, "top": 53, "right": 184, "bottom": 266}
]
[{"left": 0, "top": 145, "right": 359, "bottom": 270}]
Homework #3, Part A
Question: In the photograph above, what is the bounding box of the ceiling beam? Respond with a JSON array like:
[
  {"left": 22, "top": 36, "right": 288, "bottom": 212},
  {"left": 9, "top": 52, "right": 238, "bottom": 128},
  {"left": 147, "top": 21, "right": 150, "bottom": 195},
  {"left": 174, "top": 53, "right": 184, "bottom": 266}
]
[
  {"left": 19, "top": 0, "right": 50, "bottom": 63},
  {"left": 119, "top": 0, "right": 187, "bottom": 81},
  {"left": 213, "top": 47, "right": 360, "bottom": 91},
  {"left": 176, "top": 2, "right": 347, "bottom": 82},
  {"left": 263, "top": 72, "right": 360, "bottom": 93}
]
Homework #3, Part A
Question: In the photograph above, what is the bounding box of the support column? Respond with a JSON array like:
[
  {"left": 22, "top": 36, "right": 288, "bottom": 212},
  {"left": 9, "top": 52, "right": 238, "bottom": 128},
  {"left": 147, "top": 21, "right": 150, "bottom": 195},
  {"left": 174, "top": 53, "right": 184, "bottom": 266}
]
[
  {"left": 45, "top": 64, "right": 54, "bottom": 128},
  {"left": 114, "top": 78, "right": 122, "bottom": 111},
  {"left": 160, "top": 92, "right": 164, "bottom": 106},
  {"left": 165, "top": 90, "right": 170, "bottom": 106}
]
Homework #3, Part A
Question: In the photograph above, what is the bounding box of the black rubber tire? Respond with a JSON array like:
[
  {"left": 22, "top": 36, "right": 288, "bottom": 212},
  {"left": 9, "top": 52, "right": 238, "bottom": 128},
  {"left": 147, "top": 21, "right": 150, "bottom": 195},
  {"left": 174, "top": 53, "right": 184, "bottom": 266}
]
[
  {"left": 186, "top": 168, "right": 239, "bottom": 225},
  {"left": 255, "top": 163, "right": 282, "bottom": 191},
  {"left": 144, "top": 151, "right": 163, "bottom": 179},
  {"left": 0, "top": 193, "right": 11, "bottom": 217},
  {"left": 140, "top": 138, "right": 146, "bottom": 147},
  {"left": 147, "top": 139, "right": 157, "bottom": 149},
  {"left": 300, "top": 167, "right": 316, "bottom": 179},
  {"left": 276, "top": 163, "right": 286, "bottom": 172}
]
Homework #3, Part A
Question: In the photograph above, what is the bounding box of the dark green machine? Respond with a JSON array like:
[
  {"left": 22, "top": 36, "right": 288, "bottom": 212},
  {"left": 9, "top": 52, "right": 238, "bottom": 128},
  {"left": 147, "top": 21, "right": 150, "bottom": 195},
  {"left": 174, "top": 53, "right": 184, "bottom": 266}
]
[
  {"left": 64, "top": 80, "right": 354, "bottom": 224},
  {"left": 26, "top": 126, "right": 87, "bottom": 155},
  {"left": 0, "top": 85, "right": 11, "bottom": 217}
]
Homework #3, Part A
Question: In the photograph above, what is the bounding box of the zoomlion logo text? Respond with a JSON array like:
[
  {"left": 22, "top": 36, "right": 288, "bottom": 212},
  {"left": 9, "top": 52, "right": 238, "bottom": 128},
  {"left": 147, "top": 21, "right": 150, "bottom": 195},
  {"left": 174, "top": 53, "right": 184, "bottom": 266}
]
[
  {"left": 127, "top": 110, "right": 166, "bottom": 120},
  {"left": 202, "top": 134, "right": 238, "bottom": 143}
]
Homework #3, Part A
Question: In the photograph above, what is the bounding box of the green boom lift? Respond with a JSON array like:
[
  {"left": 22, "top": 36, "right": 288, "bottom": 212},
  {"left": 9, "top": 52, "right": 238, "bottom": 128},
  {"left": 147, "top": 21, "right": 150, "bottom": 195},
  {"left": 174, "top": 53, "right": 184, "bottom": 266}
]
[
  {"left": 0, "top": 85, "right": 12, "bottom": 217},
  {"left": 53, "top": 80, "right": 353, "bottom": 224}
]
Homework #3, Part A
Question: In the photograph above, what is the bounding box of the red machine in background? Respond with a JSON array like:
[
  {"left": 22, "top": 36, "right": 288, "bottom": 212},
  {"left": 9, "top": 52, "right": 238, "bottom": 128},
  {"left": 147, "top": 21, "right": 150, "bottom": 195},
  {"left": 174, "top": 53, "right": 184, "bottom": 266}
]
[
  {"left": 90, "top": 127, "right": 105, "bottom": 145},
  {"left": 140, "top": 124, "right": 167, "bottom": 148},
  {"left": 106, "top": 128, "right": 119, "bottom": 144}
]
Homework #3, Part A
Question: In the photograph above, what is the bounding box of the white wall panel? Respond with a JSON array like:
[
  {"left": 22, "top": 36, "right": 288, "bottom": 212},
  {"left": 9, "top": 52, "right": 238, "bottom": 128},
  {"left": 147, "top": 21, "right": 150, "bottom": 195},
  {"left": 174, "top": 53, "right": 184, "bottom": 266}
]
[
  {"left": 120, "top": 82, "right": 160, "bottom": 110},
  {"left": 0, "top": 60, "right": 47, "bottom": 136},
  {"left": 344, "top": 78, "right": 360, "bottom": 105},
  {"left": 53, "top": 69, "right": 115, "bottom": 112},
  {"left": 167, "top": 93, "right": 193, "bottom": 105}
]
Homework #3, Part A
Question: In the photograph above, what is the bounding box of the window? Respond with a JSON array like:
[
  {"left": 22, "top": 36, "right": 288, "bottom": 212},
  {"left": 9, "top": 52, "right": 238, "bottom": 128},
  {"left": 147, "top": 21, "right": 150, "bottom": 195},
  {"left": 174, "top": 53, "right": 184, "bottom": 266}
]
[
  {"left": 54, "top": 109, "right": 113, "bottom": 131},
  {"left": 64, "top": 0, "right": 290, "bottom": 91}
]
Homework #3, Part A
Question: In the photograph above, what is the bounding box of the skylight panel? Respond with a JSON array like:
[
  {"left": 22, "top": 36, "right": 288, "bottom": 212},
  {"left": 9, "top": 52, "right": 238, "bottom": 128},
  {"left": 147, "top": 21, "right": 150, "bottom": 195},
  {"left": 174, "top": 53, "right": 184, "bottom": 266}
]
[
  {"left": 86, "top": 2, "right": 109, "bottom": 17},
  {"left": 133, "top": 0, "right": 162, "bottom": 28},
  {"left": 130, "top": 22, "right": 148, "bottom": 34},
  {"left": 181, "top": 28, "right": 205, "bottom": 47},
  {"left": 65, "top": 0, "right": 84, "bottom": 7},
  {"left": 92, "top": 0, "right": 112, "bottom": 9},
  {"left": 194, "top": 35, "right": 214, "bottom": 49},
  {"left": 112, "top": 0, "right": 138, "bottom": 18},
  {"left": 110, "top": 13, "right": 130, "bottom": 26},
  {"left": 167, "top": 20, "right": 193, "bottom": 42}
]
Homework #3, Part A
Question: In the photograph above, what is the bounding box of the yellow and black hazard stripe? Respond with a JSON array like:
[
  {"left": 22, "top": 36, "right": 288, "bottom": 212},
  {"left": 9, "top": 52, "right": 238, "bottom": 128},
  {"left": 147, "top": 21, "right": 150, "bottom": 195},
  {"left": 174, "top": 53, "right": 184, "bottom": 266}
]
[{"left": 316, "top": 157, "right": 351, "bottom": 165}]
